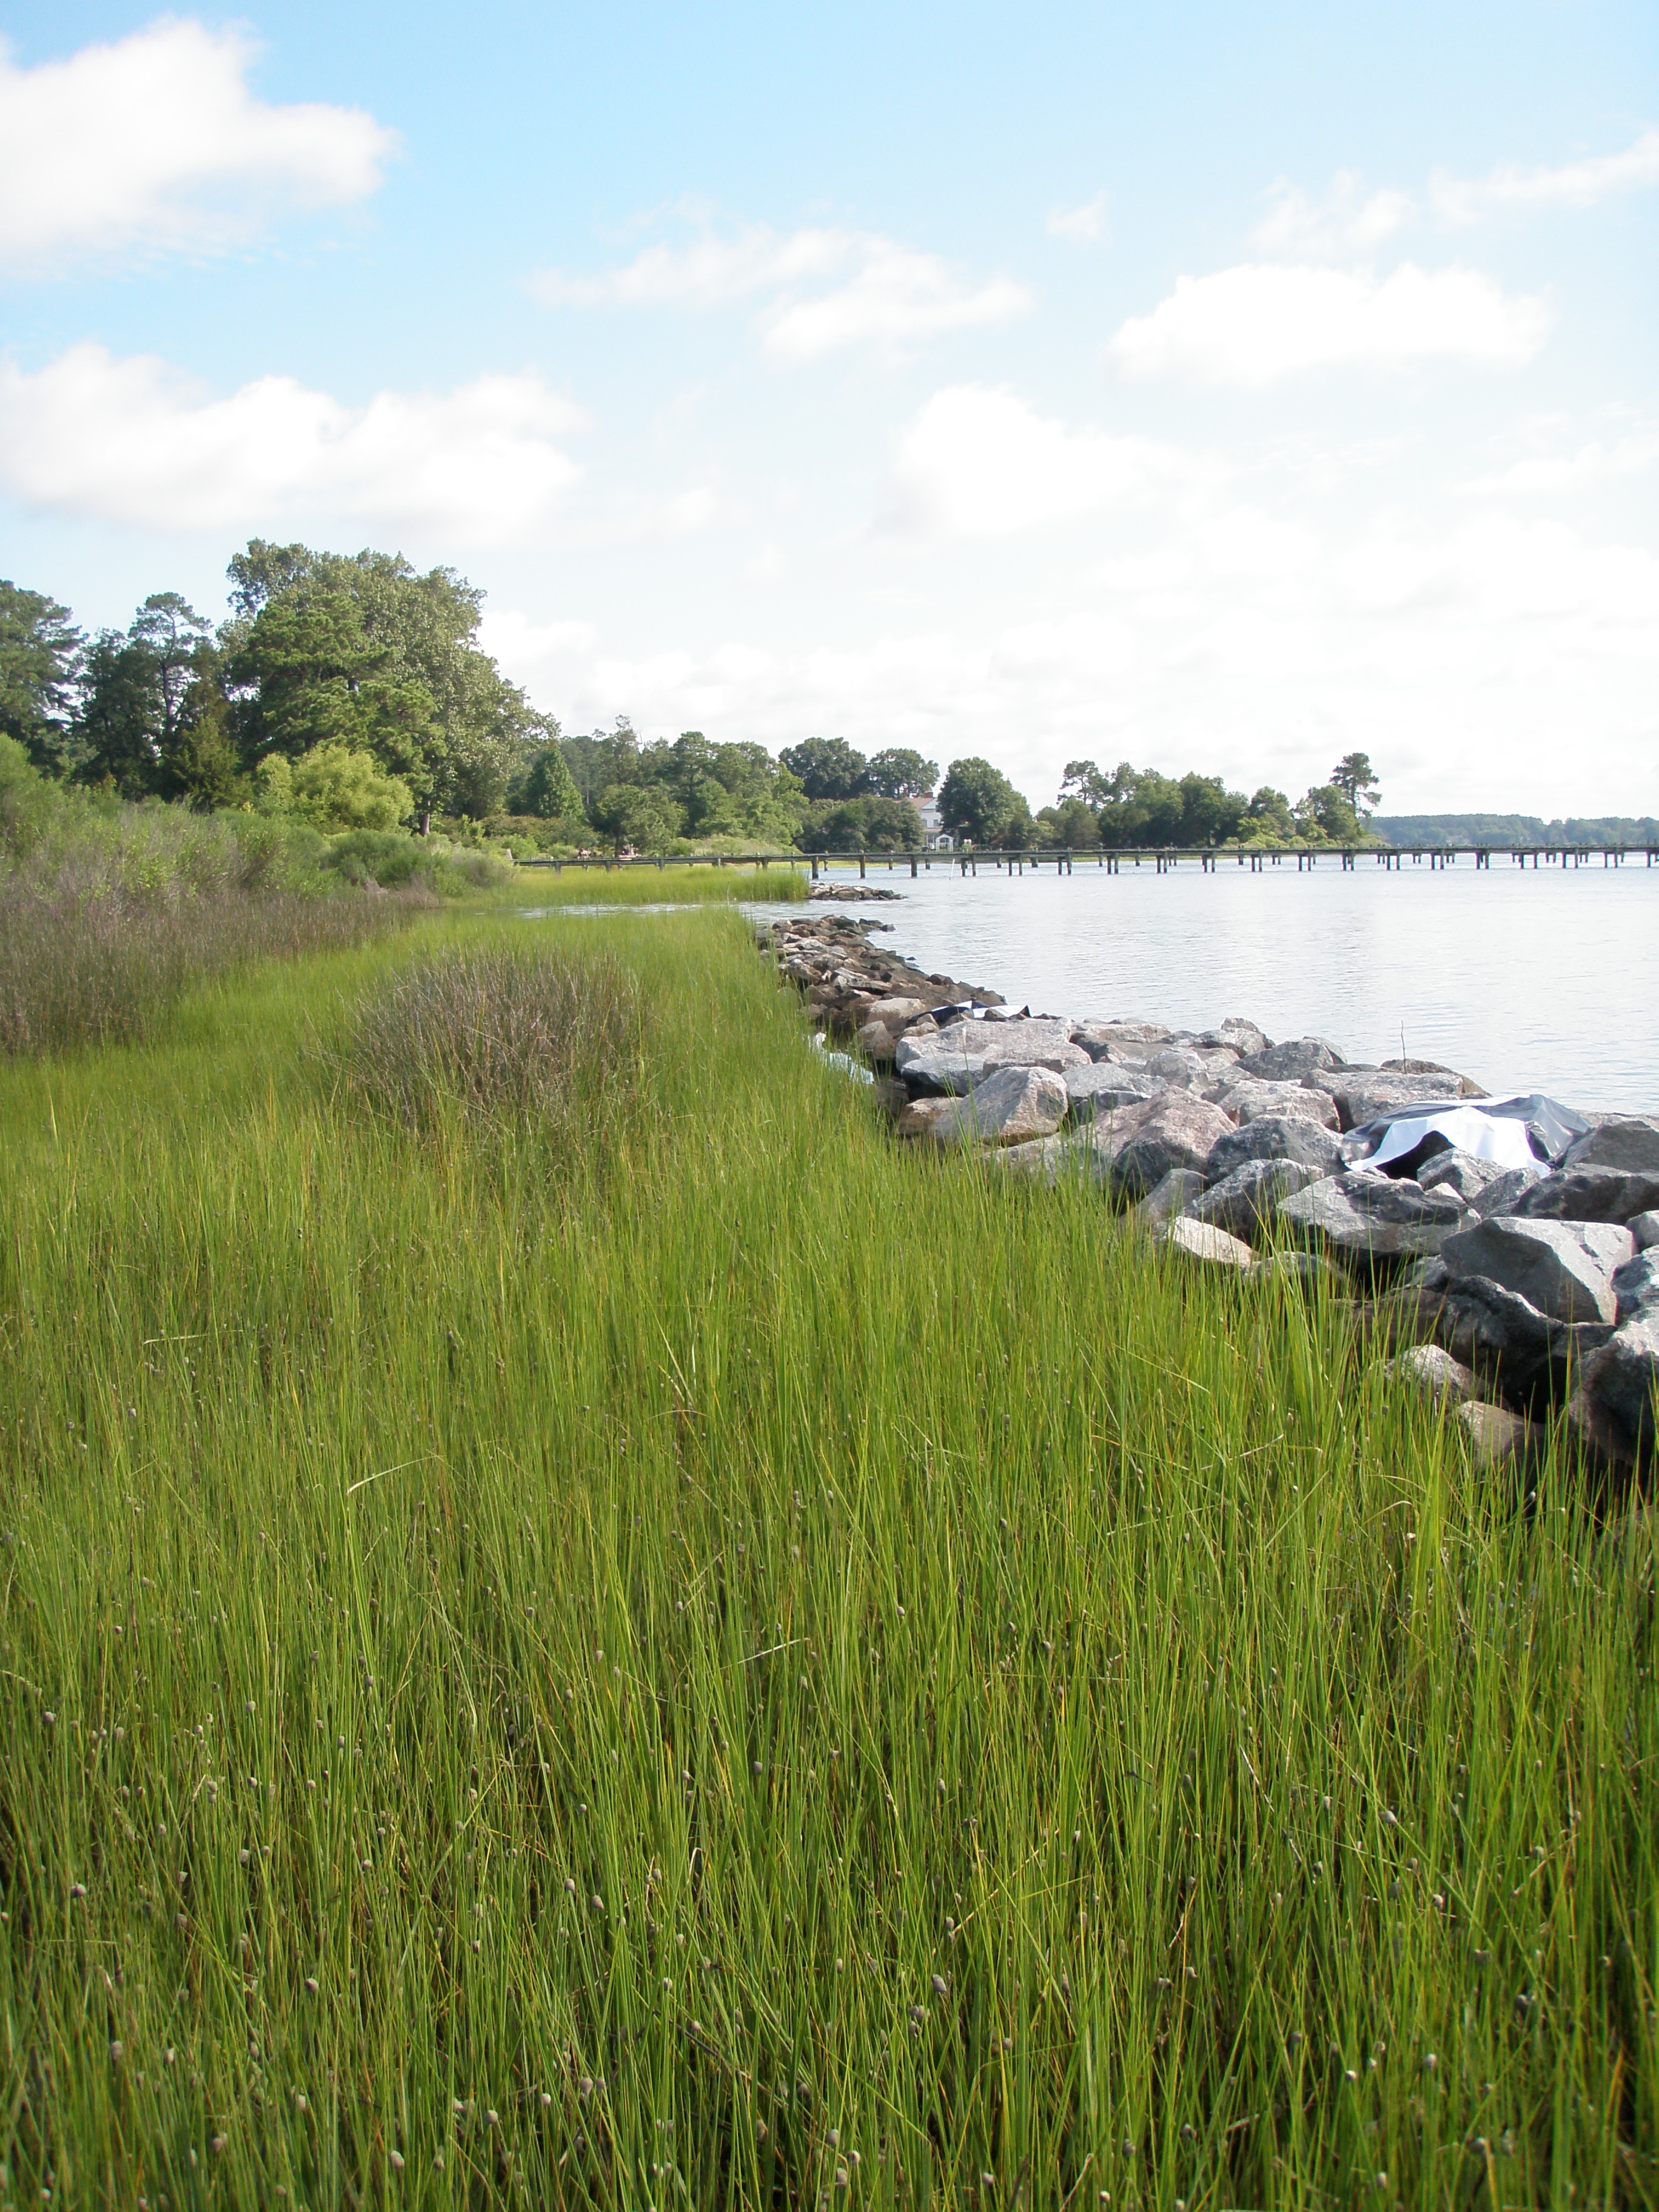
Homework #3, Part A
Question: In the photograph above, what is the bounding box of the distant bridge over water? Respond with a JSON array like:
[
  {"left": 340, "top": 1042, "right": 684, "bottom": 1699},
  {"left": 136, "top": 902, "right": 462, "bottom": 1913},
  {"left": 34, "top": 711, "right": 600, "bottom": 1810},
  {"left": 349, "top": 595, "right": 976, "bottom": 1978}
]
[{"left": 520, "top": 842, "right": 1659, "bottom": 880}]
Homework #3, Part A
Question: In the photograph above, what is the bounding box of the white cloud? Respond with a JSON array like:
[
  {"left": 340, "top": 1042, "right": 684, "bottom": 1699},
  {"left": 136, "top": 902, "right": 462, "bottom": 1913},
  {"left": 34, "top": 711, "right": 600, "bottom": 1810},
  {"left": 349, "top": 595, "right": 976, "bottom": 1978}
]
[
  {"left": 479, "top": 488, "right": 1659, "bottom": 819},
  {"left": 1046, "top": 192, "right": 1109, "bottom": 243},
  {"left": 0, "top": 20, "right": 396, "bottom": 275},
  {"left": 0, "top": 345, "right": 583, "bottom": 541},
  {"left": 1252, "top": 172, "right": 1413, "bottom": 259},
  {"left": 888, "top": 385, "right": 1208, "bottom": 535},
  {"left": 1248, "top": 129, "right": 1659, "bottom": 263},
  {"left": 1470, "top": 426, "right": 1659, "bottom": 495},
  {"left": 1106, "top": 262, "right": 1552, "bottom": 385},
  {"left": 534, "top": 216, "right": 1030, "bottom": 361},
  {"left": 1432, "top": 127, "right": 1659, "bottom": 223}
]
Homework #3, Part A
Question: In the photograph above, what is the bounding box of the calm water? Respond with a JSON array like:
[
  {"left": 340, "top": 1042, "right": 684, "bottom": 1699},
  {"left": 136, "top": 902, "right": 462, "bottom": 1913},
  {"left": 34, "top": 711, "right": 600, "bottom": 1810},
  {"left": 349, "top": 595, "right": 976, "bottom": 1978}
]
[{"left": 755, "top": 856, "right": 1659, "bottom": 1111}]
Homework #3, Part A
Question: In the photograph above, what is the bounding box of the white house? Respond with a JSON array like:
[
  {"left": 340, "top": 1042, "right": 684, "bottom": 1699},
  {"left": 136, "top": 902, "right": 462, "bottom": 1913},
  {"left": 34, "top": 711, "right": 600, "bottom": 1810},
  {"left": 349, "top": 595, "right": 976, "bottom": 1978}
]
[{"left": 913, "top": 793, "right": 952, "bottom": 850}]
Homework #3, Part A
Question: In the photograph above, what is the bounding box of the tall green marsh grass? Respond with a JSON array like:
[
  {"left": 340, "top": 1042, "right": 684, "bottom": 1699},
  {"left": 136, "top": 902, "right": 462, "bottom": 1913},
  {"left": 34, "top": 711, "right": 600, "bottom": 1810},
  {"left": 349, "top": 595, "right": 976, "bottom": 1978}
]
[
  {"left": 511, "top": 860, "right": 806, "bottom": 905},
  {"left": 0, "top": 903, "right": 1652, "bottom": 2207}
]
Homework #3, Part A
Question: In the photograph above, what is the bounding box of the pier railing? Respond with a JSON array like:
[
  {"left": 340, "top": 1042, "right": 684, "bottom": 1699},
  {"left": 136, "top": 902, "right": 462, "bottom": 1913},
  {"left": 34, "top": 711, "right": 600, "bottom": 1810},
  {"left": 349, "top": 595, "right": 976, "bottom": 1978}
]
[{"left": 518, "top": 842, "right": 1659, "bottom": 878}]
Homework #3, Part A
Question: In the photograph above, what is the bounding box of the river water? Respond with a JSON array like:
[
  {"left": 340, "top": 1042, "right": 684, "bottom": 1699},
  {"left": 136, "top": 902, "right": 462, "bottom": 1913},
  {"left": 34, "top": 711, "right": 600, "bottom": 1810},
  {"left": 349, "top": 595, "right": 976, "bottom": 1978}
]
[{"left": 752, "top": 854, "right": 1659, "bottom": 1111}]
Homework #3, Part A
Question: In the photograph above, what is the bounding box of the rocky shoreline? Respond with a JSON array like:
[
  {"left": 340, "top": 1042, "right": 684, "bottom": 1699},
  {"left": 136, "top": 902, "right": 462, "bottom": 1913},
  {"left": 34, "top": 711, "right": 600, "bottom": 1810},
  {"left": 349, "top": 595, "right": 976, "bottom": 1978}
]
[{"left": 762, "top": 907, "right": 1659, "bottom": 1486}]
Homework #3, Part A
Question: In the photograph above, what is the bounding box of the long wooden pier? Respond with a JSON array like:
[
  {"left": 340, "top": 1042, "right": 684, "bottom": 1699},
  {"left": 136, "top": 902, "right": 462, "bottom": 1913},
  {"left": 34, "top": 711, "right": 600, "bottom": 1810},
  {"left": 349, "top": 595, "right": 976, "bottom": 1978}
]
[{"left": 520, "top": 841, "right": 1659, "bottom": 879}]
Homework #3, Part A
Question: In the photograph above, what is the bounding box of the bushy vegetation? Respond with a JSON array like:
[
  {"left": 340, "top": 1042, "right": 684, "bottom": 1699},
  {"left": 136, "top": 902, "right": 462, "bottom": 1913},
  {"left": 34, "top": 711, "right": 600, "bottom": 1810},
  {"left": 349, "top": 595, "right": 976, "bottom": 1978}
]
[
  {"left": 0, "top": 903, "right": 1651, "bottom": 2205},
  {"left": 341, "top": 945, "right": 645, "bottom": 1138},
  {"left": 0, "top": 737, "right": 444, "bottom": 1055}
]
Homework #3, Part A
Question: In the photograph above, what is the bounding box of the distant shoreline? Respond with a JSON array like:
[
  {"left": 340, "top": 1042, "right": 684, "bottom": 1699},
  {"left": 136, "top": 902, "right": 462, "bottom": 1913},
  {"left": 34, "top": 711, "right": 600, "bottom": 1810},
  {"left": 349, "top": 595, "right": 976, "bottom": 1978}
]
[{"left": 1373, "top": 811, "right": 1659, "bottom": 848}]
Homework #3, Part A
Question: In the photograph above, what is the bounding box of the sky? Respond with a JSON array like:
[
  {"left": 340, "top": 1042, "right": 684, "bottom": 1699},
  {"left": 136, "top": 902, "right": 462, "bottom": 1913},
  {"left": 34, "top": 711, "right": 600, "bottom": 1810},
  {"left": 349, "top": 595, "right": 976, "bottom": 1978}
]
[{"left": 1, "top": 0, "right": 1655, "bottom": 816}]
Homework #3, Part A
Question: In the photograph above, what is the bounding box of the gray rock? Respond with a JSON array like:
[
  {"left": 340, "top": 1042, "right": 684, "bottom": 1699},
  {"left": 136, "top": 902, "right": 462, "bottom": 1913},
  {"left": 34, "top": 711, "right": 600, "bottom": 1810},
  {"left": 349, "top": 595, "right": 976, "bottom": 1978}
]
[
  {"left": 1079, "top": 1094, "right": 1163, "bottom": 1164},
  {"left": 1192, "top": 1157, "right": 1321, "bottom": 1241},
  {"left": 864, "top": 996, "right": 930, "bottom": 1027},
  {"left": 1382, "top": 1343, "right": 1475, "bottom": 1404},
  {"left": 1466, "top": 1162, "right": 1547, "bottom": 1218},
  {"left": 1144, "top": 1045, "right": 1239, "bottom": 1089},
  {"left": 893, "top": 1095, "right": 953, "bottom": 1141},
  {"left": 928, "top": 1063, "right": 1070, "bottom": 1148},
  {"left": 1134, "top": 1168, "right": 1207, "bottom": 1226},
  {"left": 988, "top": 1133, "right": 1111, "bottom": 1185},
  {"left": 1632, "top": 1210, "right": 1659, "bottom": 1252},
  {"left": 897, "top": 1022, "right": 1090, "bottom": 1096},
  {"left": 1456, "top": 1399, "right": 1544, "bottom": 1470},
  {"left": 1155, "top": 1218, "right": 1256, "bottom": 1271},
  {"left": 1509, "top": 1166, "right": 1659, "bottom": 1226},
  {"left": 1105, "top": 1090, "right": 1239, "bottom": 1201},
  {"left": 1435, "top": 1273, "right": 1614, "bottom": 1407},
  {"left": 1070, "top": 1019, "right": 1171, "bottom": 1059},
  {"left": 1208, "top": 1078, "right": 1341, "bottom": 1130},
  {"left": 1198, "top": 1018, "right": 1272, "bottom": 1056},
  {"left": 1416, "top": 1148, "right": 1512, "bottom": 1202},
  {"left": 1574, "top": 1312, "right": 1659, "bottom": 1470},
  {"left": 1562, "top": 1115, "right": 1659, "bottom": 1178},
  {"left": 1612, "top": 1247, "right": 1659, "bottom": 1323},
  {"left": 1236, "top": 1036, "right": 1348, "bottom": 1082},
  {"left": 1440, "top": 1216, "right": 1634, "bottom": 1325},
  {"left": 1325, "top": 1073, "right": 1486, "bottom": 1132},
  {"left": 1246, "top": 1250, "right": 1329, "bottom": 1291},
  {"left": 856, "top": 1019, "right": 898, "bottom": 1062},
  {"left": 1206, "top": 1115, "right": 1345, "bottom": 1181},
  {"left": 1277, "top": 1170, "right": 1466, "bottom": 1269},
  {"left": 1063, "top": 1063, "right": 1159, "bottom": 1118}
]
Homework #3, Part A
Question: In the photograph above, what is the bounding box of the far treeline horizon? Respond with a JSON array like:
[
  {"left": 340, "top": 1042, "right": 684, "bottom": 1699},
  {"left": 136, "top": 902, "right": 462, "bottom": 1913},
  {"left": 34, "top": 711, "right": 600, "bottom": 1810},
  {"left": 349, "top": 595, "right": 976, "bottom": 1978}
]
[{"left": 2, "top": 543, "right": 1655, "bottom": 856}]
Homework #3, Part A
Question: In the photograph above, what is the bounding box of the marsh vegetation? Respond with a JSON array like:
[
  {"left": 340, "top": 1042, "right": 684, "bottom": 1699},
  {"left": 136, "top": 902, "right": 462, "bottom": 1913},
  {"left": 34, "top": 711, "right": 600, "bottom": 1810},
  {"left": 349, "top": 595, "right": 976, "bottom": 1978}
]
[{"left": 0, "top": 900, "right": 1652, "bottom": 2208}]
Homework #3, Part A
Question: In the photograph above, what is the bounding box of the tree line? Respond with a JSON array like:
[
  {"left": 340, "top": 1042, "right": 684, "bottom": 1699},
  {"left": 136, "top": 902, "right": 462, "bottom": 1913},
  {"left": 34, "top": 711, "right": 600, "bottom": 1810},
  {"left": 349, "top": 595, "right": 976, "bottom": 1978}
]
[{"left": 0, "top": 546, "right": 1381, "bottom": 853}]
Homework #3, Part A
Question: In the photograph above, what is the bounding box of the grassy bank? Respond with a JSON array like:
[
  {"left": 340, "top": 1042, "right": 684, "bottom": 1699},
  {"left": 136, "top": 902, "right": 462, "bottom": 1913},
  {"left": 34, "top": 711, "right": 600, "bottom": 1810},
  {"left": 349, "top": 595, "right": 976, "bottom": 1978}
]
[
  {"left": 0, "top": 902, "right": 1653, "bottom": 2209},
  {"left": 511, "top": 860, "right": 807, "bottom": 903}
]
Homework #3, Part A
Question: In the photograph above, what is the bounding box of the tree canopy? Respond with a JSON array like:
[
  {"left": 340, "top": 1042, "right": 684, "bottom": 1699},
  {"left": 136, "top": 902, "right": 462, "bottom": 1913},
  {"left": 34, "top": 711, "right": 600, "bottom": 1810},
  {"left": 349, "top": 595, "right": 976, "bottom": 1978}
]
[
  {"left": 4, "top": 546, "right": 1387, "bottom": 860},
  {"left": 0, "top": 580, "right": 83, "bottom": 776},
  {"left": 938, "top": 757, "right": 1034, "bottom": 848}
]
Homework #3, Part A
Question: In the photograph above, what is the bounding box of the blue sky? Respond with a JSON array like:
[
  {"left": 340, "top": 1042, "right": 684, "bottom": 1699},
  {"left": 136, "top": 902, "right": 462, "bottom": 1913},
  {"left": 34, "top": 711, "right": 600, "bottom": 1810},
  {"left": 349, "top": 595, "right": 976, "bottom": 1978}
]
[{"left": 1, "top": 0, "right": 1655, "bottom": 813}]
